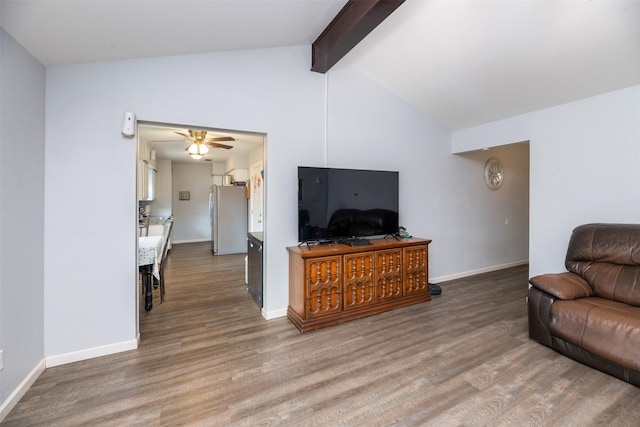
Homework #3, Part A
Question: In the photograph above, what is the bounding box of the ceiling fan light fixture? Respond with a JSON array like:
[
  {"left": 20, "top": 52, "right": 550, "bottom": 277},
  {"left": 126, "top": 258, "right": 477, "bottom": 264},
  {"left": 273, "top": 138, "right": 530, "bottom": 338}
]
[
  {"left": 190, "top": 153, "right": 203, "bottom": 160},
  {"left": 188, "top": 142, "right": 209, "bottom": 158}
]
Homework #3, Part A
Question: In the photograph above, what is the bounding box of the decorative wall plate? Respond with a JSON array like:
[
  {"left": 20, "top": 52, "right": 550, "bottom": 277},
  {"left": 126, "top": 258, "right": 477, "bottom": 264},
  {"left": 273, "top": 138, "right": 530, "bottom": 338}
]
[{"left": 484, "top": 157, "right": 504, "bottom": 190}]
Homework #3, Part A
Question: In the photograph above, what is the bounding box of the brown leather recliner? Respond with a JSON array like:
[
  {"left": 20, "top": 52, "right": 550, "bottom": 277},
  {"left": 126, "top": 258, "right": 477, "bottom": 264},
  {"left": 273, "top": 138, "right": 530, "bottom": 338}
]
[{"left": 528, "top": 223, "right": 640, "bottom": 386}]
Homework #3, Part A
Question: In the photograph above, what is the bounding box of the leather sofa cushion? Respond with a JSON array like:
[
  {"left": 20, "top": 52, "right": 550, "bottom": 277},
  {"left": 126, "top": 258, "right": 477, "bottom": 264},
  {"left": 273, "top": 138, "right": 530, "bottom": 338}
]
[
  {"left": 529, "top": 272, "right": 593, "bottom": 300},
  {"left": 565, "top": 223, "right": 640, "bottom": 306},
  {"left": 581, "top": 264, "right": 640, "bottom": 307},
  {"left": 566, "top": 223, "right": 640, "bottom": 267},
  {"left": 550, "top": 297, "right": 640, "bottom": 371}
]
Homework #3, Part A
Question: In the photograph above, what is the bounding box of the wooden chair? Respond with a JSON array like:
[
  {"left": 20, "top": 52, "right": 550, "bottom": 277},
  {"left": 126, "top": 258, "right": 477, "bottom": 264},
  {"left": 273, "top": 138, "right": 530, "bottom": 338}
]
[
  {"left": 138, "top": 216, "right": 151, "bottom": 300},
  {"left": 139, "top": 216, "right": 150, "bottom": 236},
  {"left": 158, "top": 218, "right": 174, "bottom": 303}
]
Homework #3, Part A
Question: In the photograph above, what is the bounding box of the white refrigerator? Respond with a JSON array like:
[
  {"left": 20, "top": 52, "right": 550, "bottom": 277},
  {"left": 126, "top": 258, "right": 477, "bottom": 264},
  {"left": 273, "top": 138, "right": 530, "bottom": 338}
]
[{"left": 210, "top": 185, "right": 248, "bottom": 255}]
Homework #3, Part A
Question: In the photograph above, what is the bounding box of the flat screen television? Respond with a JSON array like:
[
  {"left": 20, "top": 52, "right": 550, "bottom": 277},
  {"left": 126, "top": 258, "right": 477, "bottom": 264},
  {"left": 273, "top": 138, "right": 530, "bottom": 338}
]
[{"left": 298, "top": 166, "right": 399, "bottom": 242}]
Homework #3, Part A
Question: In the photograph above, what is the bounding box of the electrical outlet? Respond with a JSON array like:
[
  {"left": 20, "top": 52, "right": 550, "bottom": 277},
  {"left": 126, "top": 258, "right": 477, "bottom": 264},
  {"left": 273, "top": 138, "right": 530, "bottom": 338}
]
[{"left": 0, "top": 349, "right": 4, "bottom": 371}]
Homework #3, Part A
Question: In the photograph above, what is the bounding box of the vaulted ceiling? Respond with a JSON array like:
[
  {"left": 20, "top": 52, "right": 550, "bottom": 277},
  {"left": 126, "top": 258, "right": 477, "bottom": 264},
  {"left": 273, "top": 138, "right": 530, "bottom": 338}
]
[{"left": 3, "top": 0, "right": 639, "bottom": 132}]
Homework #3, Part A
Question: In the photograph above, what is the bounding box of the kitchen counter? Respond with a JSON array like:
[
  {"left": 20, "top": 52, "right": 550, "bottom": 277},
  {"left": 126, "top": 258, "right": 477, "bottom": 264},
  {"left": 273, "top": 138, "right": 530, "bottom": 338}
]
[
  {"left": 149, "top": 216, "right": 170, "bottom": 225},
  {"left": 248, "top": 231, "right": 263, "bottom": 242}
]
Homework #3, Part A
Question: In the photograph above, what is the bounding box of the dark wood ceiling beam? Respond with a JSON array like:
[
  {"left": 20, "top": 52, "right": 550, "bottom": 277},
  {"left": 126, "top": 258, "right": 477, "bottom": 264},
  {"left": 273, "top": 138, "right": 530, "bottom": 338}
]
[{"left": 311, "top": 0, "right": 405, "bottom": 73}]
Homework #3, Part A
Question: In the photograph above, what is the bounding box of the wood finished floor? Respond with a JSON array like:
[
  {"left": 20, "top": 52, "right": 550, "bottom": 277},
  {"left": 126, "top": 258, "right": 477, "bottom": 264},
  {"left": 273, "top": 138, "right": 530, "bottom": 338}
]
[{"left": 4, "top": 242, "right": 640, "bottom": 426}]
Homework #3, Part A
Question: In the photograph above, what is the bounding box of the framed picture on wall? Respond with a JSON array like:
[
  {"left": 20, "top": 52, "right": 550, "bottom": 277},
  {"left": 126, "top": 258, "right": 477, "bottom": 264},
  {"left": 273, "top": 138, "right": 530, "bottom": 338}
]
[{"left": 179, "top": 191, "right": 190, "bottom": 201}]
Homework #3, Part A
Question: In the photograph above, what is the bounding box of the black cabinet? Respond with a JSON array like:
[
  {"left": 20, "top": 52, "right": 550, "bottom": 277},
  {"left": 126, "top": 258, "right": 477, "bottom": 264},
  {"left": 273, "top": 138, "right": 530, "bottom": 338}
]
[{"left": 247, "top": 232, "right": 263, "bottom": 308}]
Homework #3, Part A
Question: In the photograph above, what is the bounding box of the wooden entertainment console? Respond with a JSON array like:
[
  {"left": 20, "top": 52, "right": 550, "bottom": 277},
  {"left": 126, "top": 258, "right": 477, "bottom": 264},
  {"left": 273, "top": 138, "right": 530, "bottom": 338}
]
[{"left": 287, "top": 237, "right": 431, "bottom": 332}]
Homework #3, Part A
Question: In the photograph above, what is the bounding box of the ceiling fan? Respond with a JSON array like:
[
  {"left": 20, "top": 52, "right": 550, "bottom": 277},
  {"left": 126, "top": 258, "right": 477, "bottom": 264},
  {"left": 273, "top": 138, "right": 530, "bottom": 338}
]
[
  {"left": 177, "top": 130, "right": 235, "bottom": 150},
  {"left": 176, "top": 129, "right": 235, "bottom": 160}
]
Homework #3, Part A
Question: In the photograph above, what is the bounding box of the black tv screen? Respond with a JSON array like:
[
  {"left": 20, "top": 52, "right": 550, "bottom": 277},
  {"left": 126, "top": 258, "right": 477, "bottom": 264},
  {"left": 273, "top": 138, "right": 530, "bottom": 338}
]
[{"left": 298, "top": 166, "right": 399, "bottom": 242}]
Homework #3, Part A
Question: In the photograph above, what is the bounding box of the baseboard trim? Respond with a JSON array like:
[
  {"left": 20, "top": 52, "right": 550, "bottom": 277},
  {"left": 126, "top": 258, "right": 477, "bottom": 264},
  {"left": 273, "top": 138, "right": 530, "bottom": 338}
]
[
  {"left": 0, "top": 359, "right": 46, "bottom": 423},
  {"left": 430, "top": 259, "right": 529, "bottom": 284},
  {"left": 45, "top": 338, "right": 138, "bottom": 368},
  {"left": 172, "top": 238, "right": 211, "bottom": 244},
  {"left": 262, "top": 307, "right": 287, "bottom": 320}
]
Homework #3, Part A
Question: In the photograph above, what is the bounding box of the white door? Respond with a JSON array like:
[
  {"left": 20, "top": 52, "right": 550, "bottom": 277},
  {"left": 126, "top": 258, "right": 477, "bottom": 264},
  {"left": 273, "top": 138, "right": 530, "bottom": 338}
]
[{"left": 249, "top": 161, "right": 263, "bottom": 232}]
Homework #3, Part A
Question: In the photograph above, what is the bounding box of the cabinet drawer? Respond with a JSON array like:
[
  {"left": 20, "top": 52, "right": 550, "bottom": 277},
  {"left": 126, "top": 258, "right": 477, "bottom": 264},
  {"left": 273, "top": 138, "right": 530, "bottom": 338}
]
[
  {"left": 305, "top": 256, "right": 342, "bottom": 318},
  {"left": 343, "top": 252, "right": 375, "bottom": 310},
  {"left": 403, "top": 245, "right": 428, "bottom": 296},
  {"left": 375, "top": 249, "right": 403, "bottom": 301}
]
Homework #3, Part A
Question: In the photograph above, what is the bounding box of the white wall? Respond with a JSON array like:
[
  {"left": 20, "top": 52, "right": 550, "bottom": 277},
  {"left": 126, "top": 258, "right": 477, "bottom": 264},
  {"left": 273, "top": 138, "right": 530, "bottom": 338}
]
[
  {"left": 452, "top": 85, "right": 640, "bottom": 276},
  {"left": 326, "top": 67, "right": 530, "bottom": 278},
  {"left": 171, "top": 162, "right": 212, "bottom": 243},
  {"left": 0, "top": 29, "right": 46, "bottom": 413}
]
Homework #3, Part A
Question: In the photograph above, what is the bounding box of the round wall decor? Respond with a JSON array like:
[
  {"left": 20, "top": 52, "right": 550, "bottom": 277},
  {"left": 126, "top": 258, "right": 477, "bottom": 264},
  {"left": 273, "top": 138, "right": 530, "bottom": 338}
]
[{"left": 484, "top": 157, "right": 504, "bottom": 190}]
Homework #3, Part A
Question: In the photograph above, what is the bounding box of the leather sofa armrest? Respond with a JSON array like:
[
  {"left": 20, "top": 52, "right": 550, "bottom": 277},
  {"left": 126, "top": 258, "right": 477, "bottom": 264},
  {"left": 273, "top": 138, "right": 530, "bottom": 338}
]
[
  {"left": 528, "top": 286, "right": 554, "bottom": 346},
  {"left": 529, "top": 272, "right": 593, "bottom": 300}
]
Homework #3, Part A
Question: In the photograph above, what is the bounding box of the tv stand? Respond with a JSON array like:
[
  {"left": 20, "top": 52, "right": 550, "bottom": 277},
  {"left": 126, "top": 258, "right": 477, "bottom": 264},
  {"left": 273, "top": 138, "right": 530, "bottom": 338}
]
[{"left": 287, "top": 237, "right": 432, "bottom": 332}]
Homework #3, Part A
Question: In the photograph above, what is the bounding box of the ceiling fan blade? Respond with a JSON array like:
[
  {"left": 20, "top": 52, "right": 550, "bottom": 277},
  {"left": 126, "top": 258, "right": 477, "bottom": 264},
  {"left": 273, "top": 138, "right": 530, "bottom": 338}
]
[
  {"left": 206, "top": 142, "right": 233, "bottom": 150},
  {"left": 208, "top": 136, "right": 235, "bottom": 142},
  {"left": 175, "top": 131, "right": 192, "bottom": 139}
]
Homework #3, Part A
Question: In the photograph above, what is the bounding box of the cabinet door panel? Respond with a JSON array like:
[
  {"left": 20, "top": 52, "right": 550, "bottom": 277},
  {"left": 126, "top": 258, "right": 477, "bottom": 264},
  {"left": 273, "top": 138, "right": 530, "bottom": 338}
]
[
  {"left": 138, "top": 160, "right": 148, "bottom": 200},
  {"left": 148, "top": 224, "right": 164, "bottom": 236},
  {"left": 343, "top": 252, "right": 375, "bottom": 310},
  {"left": 375, "top": 249, "right": 403, "bottom": 301},
  {"left": 404, "top": 246, "right": 428, "bottom": 296},
  {"left": 305, "top": 256, "right": 342, "bottom": 318}
]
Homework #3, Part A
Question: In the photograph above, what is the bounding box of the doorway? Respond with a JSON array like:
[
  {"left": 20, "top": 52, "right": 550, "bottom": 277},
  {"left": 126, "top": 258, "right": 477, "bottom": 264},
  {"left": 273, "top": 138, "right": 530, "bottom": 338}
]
[
  {"left": 456, "top": 141, "right": 530, "bottom": 267},
  {"left": 136, "top": 121, "right": 266, "bottom": 332}
]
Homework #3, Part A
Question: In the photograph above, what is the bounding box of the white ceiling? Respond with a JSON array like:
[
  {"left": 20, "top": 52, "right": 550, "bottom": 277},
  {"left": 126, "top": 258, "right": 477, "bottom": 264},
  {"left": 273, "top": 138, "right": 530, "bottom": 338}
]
[
  {"left": 3, "top": 0, "right": 639, "bottom": 135},
  {"left": 1, "top": 0, "right": 348, "bottom": 66},
  {"left": 339, "top": 0, "right": 640, "bottom": 130}
]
